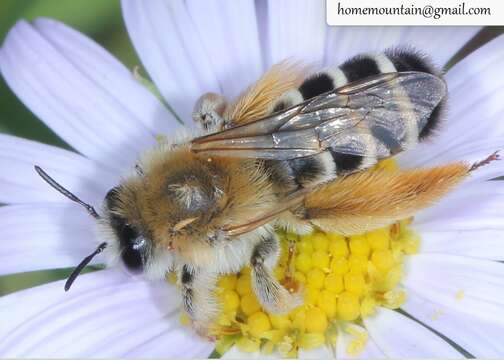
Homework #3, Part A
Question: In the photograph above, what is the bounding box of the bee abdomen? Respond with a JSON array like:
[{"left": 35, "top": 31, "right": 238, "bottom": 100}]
[
  {"left": 384, "top": 48, "right": 445, "bottom": 140},
  {"left": 269, "top": 48, "right": 445, "bottom": 190}
]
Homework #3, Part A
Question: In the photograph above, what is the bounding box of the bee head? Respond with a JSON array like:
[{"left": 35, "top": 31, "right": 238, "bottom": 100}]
[
  {"left": 101, "top": 186, "right": 153, "bottom": 274},
  {"left": 99, "top": 146, "right": 231, "bottom": 273}
]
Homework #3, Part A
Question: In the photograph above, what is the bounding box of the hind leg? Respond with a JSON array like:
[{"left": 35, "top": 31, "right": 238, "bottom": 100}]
[{"left": 250, "top": 234, "right": 302, "bottom": 314}]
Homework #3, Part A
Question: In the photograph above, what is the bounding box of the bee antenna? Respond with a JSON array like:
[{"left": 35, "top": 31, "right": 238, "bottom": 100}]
[
  {"left": 34, "top": 165, "right": 100, "bottom": 219},
  {"left": 65, "top": 242, "right": 107, "bottom": 291}
]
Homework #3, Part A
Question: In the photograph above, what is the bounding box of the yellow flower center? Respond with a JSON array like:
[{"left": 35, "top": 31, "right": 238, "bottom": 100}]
[{"left": 182, "top": 159, "right": 420, "bottom": 357}]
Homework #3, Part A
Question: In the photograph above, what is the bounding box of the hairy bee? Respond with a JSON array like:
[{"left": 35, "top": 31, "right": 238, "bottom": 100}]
[{"left": 36, "top": 48, "right": 492, "bottom": 336}]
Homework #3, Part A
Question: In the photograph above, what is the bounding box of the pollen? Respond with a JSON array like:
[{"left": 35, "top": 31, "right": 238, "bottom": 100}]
[
  {"left": 206, "top": 218, "right": 419, "bottom": 357},
  {"left": 176, "top": 163, "right": 420, "bottom": 357}
]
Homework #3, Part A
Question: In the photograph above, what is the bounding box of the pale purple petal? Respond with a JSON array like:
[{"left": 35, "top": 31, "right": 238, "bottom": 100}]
[
  {"left": 32, "top": 18, "right": 180, "bottom": 137},
  {"left": 414, "top": 180, "right": 504, "bottom": 261},
  {"left": 325, "top": 27, "right": 479, "bottom": 68},
  {"left": 0, "top": 19, "right": 163, "bottom": 171},
  {"left": 298, "top": 346, "right": 334, "bottom": 359},
  {"left": 413, "top": 180, "right": 504, "bottom": 232},
  {"left": 186, "top": 0, "right": 263, "bottom": 98},
  {"left": 122, "top": 0, "right": 221, "bottom": 122},
  {"left": 259, "top": 0, "right": 327, "bottom": 67},
  {"left": 222, "top": 347, "right": 276, "bottom": 359},
  {"left": 398, "top": 34, "right": 504, "bottom": 182},
  {"left": 418, "top": 230, "right": 504, "bottom": 261},
  {"left": 0, "top": 204, "right": 98, "bottom": 276},
  {"left": 403, "top": 254, "right": 504, "bottom": 325},
  {"left": 0, "top": 134, "right": 117, "bottom": 204},
  {"left": 0, "top": 270, "right": 213, "bottom": 358},
  {"left": 363, "top": 307, "right": 462, "bottom": 358},
  {"left": 403, "top": 292, "right": 504, "bottom": 358}
]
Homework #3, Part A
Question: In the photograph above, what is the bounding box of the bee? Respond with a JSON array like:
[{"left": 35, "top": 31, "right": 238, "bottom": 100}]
[{"left": 35, "top": 48, "right": 497, "bottom": 336}]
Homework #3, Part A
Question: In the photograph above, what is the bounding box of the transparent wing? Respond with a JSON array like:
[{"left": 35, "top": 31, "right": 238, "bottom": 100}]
[{"left": 191, "top": 72, "right": 447, "bottom": 160}]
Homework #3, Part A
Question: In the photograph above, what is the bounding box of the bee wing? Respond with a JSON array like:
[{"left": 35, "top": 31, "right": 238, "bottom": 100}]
[
  {"left": 222, "top": 188, "right": 309, "bottom": 237},
  {"left": 191, "top": 72, "right": 446, "bottom": 160}
]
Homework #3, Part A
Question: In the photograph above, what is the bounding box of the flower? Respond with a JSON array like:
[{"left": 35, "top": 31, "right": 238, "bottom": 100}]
[{"left": 1, "top": 0, "right": 504, "bottom": 358}]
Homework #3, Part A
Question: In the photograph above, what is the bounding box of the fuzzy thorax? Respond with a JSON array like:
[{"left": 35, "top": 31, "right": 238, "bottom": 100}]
[{"left": 105, "top": 144, "right": 276, "bottom": 269}]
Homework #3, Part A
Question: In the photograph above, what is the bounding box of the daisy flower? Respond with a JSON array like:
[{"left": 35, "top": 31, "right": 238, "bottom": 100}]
[{"left": 1, "top": 0, "right": 504, "bottom": 358}]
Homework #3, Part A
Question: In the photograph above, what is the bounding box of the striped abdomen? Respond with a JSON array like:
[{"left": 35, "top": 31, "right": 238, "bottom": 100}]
[{"left": 266, "top": 48, "right": 446, "bottom": 191}]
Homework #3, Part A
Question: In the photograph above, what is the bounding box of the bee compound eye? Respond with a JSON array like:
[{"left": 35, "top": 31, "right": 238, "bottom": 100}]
[
  {"left": 121, "top": 233, "right": 147, "bottom": 273},
  {"left": 108, "top": 212, "right": 149, "bottom": 273}
]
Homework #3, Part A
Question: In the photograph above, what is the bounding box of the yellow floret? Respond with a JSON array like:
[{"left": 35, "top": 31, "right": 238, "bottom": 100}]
[
  {"left": 400, "top": 230, "right": 421, "bottom": 254},
  {"left": 274, "top": 266, "right": 286, "bottom": 281},
  {"left": 324, "top": 273, "right": 344, "bottom": 294},
  {"left": 349, "top": 235, "right": 370, "bottom": 257},
  {"left": 236, "top": 337, "right": 260, "bottom": 352},
  {"left": 331, "top": 257, "right": 350, "bottom": 275},
  {"left": 305, "top": 307, "right": 328, "bottom": 333},
  {"left": 348, "top": 254, "right": 368, "bottom": 273},
  {"left": 360, "top": 296, "right": 376, "bottom": 317},
  {"left": 299, "top": 333, "right": 325, "bottom": 350},
  {"left": 295, "top": 253, "right": 313, "bottom": 273},
  {"left": 307, "top": 268, "right": 325, "bottom": 289},
  {"left": 236, "top": 274, "right": 252, "bottom": 296},
  {"left": 317, "top": 290, "right": 337, "bottom": 317},
  {"left": 269, "top": 314, "right": 291, "bottom": 330},
  {"left": 248, "top": 311, "right": 271, "bottom": 338},
  {"left": 367, "top": 228, "right": 390, "bottom": 250},
  {"left": 241, "top": 293, "right": 262, "bottom": 316},
  {"left": 206, "top": 216, "right": 420, "bottom": 356},
  {"left": 371, "top": 250, "right": 394, "bottom": 272},
  {"left": 218, "top": 274, "right": 237, "bottom": 290},
  {"left": 312, "top": 232, "right": 329, "bottom": 252},
  {"left": 338, "top": 292, "right": 361, "bottom": 321},
  {"left": 344, "top": 272, "right": 366, "bottom": 295},
  {"left": 383, "top": 289, "right": 407, "bottom": 309},
  {"left": 374, "top": 158, "right": 398, "bottom": 172},
  {"left": 298, "top": 235, "right": 314, "bottom": 254},
  {"left": 305, "top": 286, "right": 320, "bottom": 305},
  {"left": 329, "top": 236, "right": 349, "bottom": 258},
  {"left": 221, "top": 290, "right": 240, "bottom": 313},
  {"left": 166, "top": 271, "right": 177, "bottom": 284},
  {"left": 291, "top": 308, "right": 307, "bottom": 332},
  {"left": 311, "top": 251, "right": 330, "bottom": 270},
  {"left": 179, "top": 312, "right": 190, "bottom": 326},
  {"left": 294, "top": 271, "right": 307, "bottom": 284}
]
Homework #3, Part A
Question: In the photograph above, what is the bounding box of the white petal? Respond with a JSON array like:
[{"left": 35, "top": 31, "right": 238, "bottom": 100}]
[
  {"left": 363, "top": 307, "right": 462, "bottom": 358},
  {"left": 325, "top": 27, "right": 479, "bottom": 67},
  {"left": 33, "top": 18, "right": 180, "bottom": 137},
  {"left": 413, "top": 180, "right": 504, "bottom": 232},
  {"left": 0, "top": 134, "right": 117, "bottom": 204},
  {"left": 0, "top": 19, "right": 162, "bottom": 171},
  {"left": 403, "top": 292, "right": 504, "bottom": 358},
  {"left": 402, "top": 254, "right": 504, "bottom": 325},
  {"left": 418, "top": 229, "right": 504, "bottom": 261},
  {"left": 0, "top": 204, "right": 98, "bottom": 276},
  {"left": 222, "top": 346, "right": 276, "bottom": 359},
  {"left": 398, "top": 34, "right": 504, "bottom": 181},
  {"left": 0, "top": 270, "right": 213, "bottom": 358},
  {"left": 186, "top": 0, "right": 263, "bottom": 98},
  {"left": 298, "top": 346, "right": 334, "bottom": 359},
  {"left": 122, "top": 0, "right": 221, "bottom": 122},
  {"left": 335, "top": 324, "right": 385, "bottom": 359},
  {"left": 260, "top": 0, "right": 327, "bottom": 67}
]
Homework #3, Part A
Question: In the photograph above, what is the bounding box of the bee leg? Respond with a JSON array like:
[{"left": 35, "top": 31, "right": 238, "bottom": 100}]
[
  {"left": 180, "top": 264, "right": 219, "bottom": 338},
  {"left": 192, "top": 92, "right": 228, "bottom": 132},
  {"left": 250, "top": 234, "right": 302, "bottom": 314}
]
